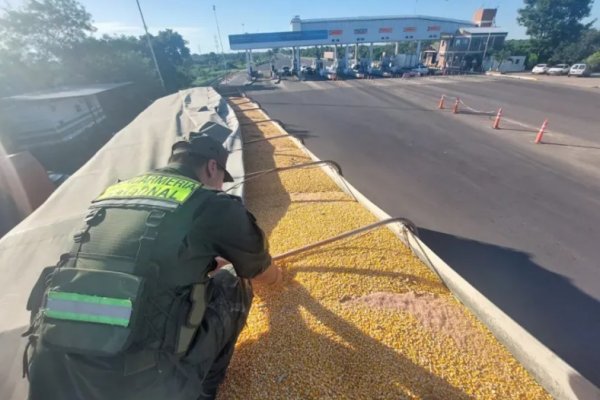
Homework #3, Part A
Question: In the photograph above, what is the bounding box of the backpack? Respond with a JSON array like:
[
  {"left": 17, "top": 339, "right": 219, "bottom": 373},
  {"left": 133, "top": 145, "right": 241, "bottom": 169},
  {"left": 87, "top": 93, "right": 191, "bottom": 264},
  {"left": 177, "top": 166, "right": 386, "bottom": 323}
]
[{"left": 23, "top": 173, "right": 210, "bottom": 377}]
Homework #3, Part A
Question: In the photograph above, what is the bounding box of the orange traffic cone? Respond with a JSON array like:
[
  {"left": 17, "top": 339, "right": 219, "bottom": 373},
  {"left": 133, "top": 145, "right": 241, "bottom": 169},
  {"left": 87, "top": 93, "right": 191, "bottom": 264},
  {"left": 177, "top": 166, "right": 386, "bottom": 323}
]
[
  {"left": 493, "top": 108, "right": 503, "bottom": 129},
  {"left": 438, "top": 95, "right": 445, "bottom": 109},
  {"left": 453, "top": 97, "right": 460, "bottom": 114},
  {"left": 535, "top": 119, "right": 548, "bottom": 144}
]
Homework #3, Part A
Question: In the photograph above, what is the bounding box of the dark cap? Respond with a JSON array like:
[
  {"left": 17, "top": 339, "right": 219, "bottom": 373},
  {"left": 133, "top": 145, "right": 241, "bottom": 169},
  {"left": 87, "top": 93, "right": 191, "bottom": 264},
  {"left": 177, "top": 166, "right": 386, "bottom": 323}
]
[{"left": 171, "top": 135, "right": 233, "bottom": 182}]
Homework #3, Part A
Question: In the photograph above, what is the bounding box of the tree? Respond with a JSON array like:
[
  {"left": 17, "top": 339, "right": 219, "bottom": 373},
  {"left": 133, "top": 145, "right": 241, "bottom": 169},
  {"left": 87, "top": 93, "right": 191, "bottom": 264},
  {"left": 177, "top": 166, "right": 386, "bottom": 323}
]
[
  {"left": 492, "top": 48, "right": 512, "bottom": 71},
  {"left": 0, "top": 0, "right": 201, "bottom": 97},
  {"left": 144, "top": 29, "right": 193, "bottom": 91},
  {"left": 587, "top": 51, "right": 600, "bottom": 71},
  {"left": 63, "top": 36, "right": 161, "bottom": 90},
  {"left": 0, "top": 0, "right": 95, "bottom": 61},
  {"left": 152, "top": 29, "right": 191, "bottom": 67},
  {"left": 502, "top": 39, "right": 536, "bottom": 68},
  {"left": 551, "top": 28, "right": 600, "bottom": 63},
  {"left": 517, "top": 0, "right": 595, "bottom": 62}
]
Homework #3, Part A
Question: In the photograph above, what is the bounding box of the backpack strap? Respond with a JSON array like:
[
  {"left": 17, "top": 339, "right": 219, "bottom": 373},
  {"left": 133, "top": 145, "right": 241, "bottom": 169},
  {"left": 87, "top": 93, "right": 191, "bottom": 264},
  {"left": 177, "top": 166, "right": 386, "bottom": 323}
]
[
  {"left": 134, "top": 209, "right": 167, "bottom": 271},
  {"left": 70, "top": 207, "right": 107, "bottom": 260}
]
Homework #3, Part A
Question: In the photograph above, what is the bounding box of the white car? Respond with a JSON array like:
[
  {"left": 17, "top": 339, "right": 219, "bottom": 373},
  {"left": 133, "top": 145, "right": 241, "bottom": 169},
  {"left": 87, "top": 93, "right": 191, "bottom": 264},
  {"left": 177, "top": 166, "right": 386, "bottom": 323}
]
[
  {"left": 531, "top": 64, "right": 549, "bottom": 74},
  {"left": 568, "top": 63, "right": 592, "bottom": 77},
  {"left": 547, "top": 64, "right": 570, "bottom": 75}
]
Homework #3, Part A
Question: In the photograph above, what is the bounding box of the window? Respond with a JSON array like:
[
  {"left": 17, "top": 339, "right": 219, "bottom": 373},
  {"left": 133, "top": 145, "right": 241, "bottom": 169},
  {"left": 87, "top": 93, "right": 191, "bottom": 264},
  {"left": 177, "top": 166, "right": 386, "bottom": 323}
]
[
  {"left": 514, "top": 59, "right": 520, "bottom": 65},
  {"left": 491, "top": 36, "right": 505, "bottom": 50},
  {"left": 470, "top": 37, "right": 483, "bottom": 51},
  {"left": 455, "top": 38, "right": 469, "bottom": 50}
]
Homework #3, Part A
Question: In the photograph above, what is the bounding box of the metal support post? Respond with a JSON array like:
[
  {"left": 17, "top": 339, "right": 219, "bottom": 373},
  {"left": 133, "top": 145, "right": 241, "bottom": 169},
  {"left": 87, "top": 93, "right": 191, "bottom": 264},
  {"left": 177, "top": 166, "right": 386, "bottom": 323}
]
[{"left": 246, "top": 50, "right": 251, "bottom": 78}]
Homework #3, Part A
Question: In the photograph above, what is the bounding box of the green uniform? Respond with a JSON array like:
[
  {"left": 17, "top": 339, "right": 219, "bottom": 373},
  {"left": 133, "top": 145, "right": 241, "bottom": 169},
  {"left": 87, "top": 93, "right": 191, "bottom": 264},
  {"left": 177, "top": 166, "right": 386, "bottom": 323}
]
[{"left": 26, "top": 162, "right": 271, "bottom": 400}]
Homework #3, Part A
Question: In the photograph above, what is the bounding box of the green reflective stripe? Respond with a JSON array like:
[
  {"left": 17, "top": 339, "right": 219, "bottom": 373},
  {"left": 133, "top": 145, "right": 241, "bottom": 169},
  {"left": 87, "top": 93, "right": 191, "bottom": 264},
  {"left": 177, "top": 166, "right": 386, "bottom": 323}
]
[
  {"left": 48, "top": 291, "right": 132, "bottom": 308},
  {"left": 94, "top": 173, "right": 201, "bottom": 204},
  {"left": 45, "top": 310, "right": 130, "bottom": 327}
]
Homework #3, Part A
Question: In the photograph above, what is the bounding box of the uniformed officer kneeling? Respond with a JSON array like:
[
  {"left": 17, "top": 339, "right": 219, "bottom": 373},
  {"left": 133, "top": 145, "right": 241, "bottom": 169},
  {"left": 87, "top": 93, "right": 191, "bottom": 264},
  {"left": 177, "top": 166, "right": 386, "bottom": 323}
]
[{"left": 24, "top": 134, "right": 282, "bottom": 400}]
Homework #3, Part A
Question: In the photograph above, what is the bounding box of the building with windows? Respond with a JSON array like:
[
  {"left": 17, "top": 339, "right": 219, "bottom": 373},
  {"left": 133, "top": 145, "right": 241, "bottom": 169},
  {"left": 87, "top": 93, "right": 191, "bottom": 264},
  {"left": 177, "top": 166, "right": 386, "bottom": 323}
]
[
  {"left": 229, "top": 8, "right": 509, "bottom": 75},
  {"left": 425, "top": 9, "right": 508, "bottom": 72}
]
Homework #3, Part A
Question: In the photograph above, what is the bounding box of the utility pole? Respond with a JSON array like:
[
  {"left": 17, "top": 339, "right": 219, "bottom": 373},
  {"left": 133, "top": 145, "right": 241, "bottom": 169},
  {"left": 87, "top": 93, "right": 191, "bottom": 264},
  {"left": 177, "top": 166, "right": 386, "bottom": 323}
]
[
  {"left": 135, "top": 0, "right": 166, "bottom": 91},
  {"left": 212, "top": 5, "right": 228, "bottom": 74}
]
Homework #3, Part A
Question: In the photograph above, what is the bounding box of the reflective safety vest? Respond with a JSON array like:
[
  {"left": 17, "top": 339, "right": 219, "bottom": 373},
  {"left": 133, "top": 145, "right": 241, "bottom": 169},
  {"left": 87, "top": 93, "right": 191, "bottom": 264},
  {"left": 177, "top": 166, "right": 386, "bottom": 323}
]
[{"left": 25, "top": 171, "right": 218, "bottom": 372}]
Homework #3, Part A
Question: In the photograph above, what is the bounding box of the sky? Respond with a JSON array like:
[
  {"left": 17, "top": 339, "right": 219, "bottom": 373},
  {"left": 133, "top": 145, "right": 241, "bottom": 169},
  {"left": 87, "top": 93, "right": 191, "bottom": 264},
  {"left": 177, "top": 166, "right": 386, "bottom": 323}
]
[{"left": 10, "top": 0, "right": 600, "bottom": 53}]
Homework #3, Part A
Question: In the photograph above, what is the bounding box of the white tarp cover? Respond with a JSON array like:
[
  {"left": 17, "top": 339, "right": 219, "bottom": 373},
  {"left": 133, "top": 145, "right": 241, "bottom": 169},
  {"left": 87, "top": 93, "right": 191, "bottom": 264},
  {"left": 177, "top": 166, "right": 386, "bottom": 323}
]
[{"left": 0, "top": 87, "right": 242, "bottom": 399}]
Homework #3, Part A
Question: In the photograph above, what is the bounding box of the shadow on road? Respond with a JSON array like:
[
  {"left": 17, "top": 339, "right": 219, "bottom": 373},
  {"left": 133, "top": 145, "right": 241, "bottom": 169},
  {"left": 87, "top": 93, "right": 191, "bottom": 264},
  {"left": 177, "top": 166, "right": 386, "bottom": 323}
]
[
  {"left": 455, "top": 110, "right": 496, "bottom": 116},
  {"left": 497, "top": 126, "right": 538, "bottom": 133},
  {"left": 542, "top": 141, "right": 600, "bottom": 150},
  {"left": 418, "top": 228, "right": 600, "bottom": 387},
  {"left": 215, "top": 83, "right": 280, "bottom": 97},
  {"left": 257, "top": 100, "right": 437, "bottom": 112},
  {"left": 281, "top": 125, "right": 315, "bottom": 141}
]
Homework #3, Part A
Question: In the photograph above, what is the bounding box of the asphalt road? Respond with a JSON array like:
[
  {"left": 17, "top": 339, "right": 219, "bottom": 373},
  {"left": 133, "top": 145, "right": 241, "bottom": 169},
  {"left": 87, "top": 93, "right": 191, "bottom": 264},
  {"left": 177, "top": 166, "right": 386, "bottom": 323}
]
[{"left": 238, "top": 75, "right": 600, "bottom": 386}]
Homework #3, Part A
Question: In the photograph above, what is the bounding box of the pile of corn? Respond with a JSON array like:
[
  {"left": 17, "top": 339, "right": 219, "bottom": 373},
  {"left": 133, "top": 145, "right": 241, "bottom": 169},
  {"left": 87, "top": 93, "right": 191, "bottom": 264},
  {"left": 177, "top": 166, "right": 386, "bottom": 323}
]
[{"left": 218, "top": 97, "right": 550, "bottom": 399}]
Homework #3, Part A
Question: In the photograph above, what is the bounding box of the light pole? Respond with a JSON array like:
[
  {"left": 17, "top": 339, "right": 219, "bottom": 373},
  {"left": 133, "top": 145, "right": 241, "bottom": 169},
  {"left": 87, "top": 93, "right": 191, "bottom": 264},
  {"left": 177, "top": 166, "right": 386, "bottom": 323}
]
[
  {"left": 212, "top": 5, "right": 228, "bottom": 73},
  {"left": 135, "top": 0, "right": 165, "bottom": 91}
]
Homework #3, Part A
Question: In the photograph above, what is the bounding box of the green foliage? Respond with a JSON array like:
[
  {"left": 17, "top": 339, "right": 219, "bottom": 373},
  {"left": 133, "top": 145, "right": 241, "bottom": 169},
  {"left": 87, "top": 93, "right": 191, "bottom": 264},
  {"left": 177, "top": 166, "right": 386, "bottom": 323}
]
[
  {"left": 187, "top": 52, "right": 249, "bottom": 87},
  {"left": 517, "top": 0, "right": 595, "bottom": 62},
  {"left": 502, "top": 39, "right": 538, "bottom": 69},
  {"left": 153, "top": 29, "right": 191, "bottom": 67},
  {"left": 503, "top": 39, "right": 532, "bottom": 56},
  {"left": 145, "top": 29, "right": 193, "bottom": 91},
  {"left": 586, "top": 51, "right": 600, "bottom": 71},
  {"left": 492, "top": 48, "right": 512, "bottom": 69},
  {"left": 61, "top": 36, "right": 163, "bottom": 97},
  {"left": 0, "top": 0, "right": 202, "bottom": 97},
  {"left": 527, "top": 53, "right": 539, "bottom": 69},
  {"left": 0, "top": 0, "right": 95, "bottom": 61},
  {"left": 550, "top": 28, "right": 600, "bottom": 63}
]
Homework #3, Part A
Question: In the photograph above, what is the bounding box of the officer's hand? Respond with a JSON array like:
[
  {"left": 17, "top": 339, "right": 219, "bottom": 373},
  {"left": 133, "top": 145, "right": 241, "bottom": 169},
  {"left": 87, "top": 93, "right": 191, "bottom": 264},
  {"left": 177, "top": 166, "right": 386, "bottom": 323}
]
[{"left": 252, "top": 264, "right": 282, "bottom": 286}]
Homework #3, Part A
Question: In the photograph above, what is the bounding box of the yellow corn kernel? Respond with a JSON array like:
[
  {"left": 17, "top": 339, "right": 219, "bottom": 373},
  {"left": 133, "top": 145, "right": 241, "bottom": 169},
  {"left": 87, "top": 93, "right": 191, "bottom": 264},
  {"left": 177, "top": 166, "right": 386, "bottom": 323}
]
[{"left": 217, "top": 98, "right": 551, "bottom": 400}]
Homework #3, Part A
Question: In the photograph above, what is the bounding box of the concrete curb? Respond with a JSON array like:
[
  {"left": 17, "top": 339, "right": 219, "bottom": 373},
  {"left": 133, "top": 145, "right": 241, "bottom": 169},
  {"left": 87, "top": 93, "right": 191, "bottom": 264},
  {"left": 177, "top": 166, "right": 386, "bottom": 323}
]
[
  {"left": 486, "top": 72, "right": 539, "bottom": 81},
  {"left": 249, "top": 99, "right": 600, "bottom": 400}
]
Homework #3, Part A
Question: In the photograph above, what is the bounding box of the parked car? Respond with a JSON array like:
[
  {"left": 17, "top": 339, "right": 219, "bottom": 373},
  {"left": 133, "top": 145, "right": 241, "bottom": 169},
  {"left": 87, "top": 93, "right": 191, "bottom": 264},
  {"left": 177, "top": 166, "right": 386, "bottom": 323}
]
[
  {"left": 411, "top": 64, "right": 430, "bottom": 76},
  {"left": 568, "top": 63, "right": 592, "bottom": 77},
  {"left": 531, "top": 64, "right": 549, "bottom": 74},
  {"left": 280, "top": 66, "right": 291, "bottom": 76},
  {"left": 368, "top": 66, "right": 383, "bottom": 77},
  {"left": 345, "top": 63, "right": 365, "bottom": 79},
  {"left": 547, "top": 64, "right": 570, "bottom": 75},
  {"left": 300, "top": 65, "right": 314, "bottom": 74}
]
